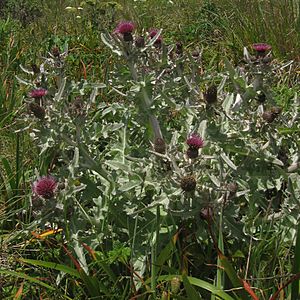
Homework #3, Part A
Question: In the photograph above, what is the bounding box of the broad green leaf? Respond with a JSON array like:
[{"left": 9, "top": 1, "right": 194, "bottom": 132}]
[
  {"left": 150, "top": 275, "right": 235, "bottom": 300},
  {"left": 182, "top": 273, "right": 202, "bottom": 300},
  {"left": 20, "top": 259, "right": 81, "bottom": 278},
  {"left": 156, "top": 234, "right": 177, "bottom": 267},
  {"left": 219, "top": 254, "right": 249, "bottom": 300}
]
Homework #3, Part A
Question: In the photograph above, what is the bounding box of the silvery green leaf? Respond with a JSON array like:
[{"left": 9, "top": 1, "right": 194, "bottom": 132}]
[
  {"left": 198, "top": 120, "right": 207, "bottom": 138},
  {"left": 222, "top": 93, "right": 234, "bottom": 114},
  {"left": 236, "top": 190, "right": 250, "bottom": 197},
  {"left": 112, "top": 87, "right": 127, "bottom": 96},
  {"left": 275, "top": 60, "right": 293, "bottom": 70},
  {"left": 130, "top": 84, "right": 141, "bottom": 93},
  {"left": 101, "top": 32, "right": 114, "bottom": 50},
  {"left": 15, "top": 75, "right": 33, "bottom": 86},
  {"left": 101, "top": 33, "right": 123, "bottom": 56},
  {"left": 243, "top": 46, "right": 251, "bottom": 62},
  {"left": 224, "top": 57, "right": 235, "bottom": 78},
  {"left": 288, "top": 163, "right": 299, "bottom": 173},
  {"left": 68, "top": 147, "right": 79, "bottom": 178},
  {"left": 89, "top": 87, "right": 98, "bottom": 103},
  {"left": 271, "top": 158, "right": 284, "bottom": 166},
  {"left": 54, "top": 77, "right": 66, "bottom": 101},
  {"left": 243, "top": 86, "right": 256, "bottom": 100},
  {"left": 252, "top": 74, "right": 263, "bottom": 91},
  {"left": 104, "top": 123, "right": 124, "bottom": 132},
  {"left": 209, "top": 174, "right": 221, "bottom": 187},
  {"left": 218, "top": 75, "right": 227, "bottom": 93},
  {"left": 20, "top": 64, "right": 34, "bottom": 75},
  {"left": 220, "top": 153, "right": 237, "bottom": 170},
  {"left": 91, "top": 83, "right": 106, "bottom": 89},
  {"left": 119, "top": 181, "right": 141, "bottom": 192},
  {"left": 71, "top": 231, "right": 88, "bottom": 273},
  {"left": 232, "top": 93, "right": 242, "bottom": 110},
  {"left": 105, "top": 161, "right": 130, "bottom": 172},
  {"left": 183, "top": 76, "right": 198, "bottom": 94}
]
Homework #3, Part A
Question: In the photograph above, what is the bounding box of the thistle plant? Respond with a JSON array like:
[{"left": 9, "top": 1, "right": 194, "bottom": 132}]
[{"left": 13, "top": 19, "right": 300, "bottom": 299}]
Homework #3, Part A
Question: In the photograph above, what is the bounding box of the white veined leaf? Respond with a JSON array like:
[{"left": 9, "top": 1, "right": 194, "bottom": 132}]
[
  {"left": 198, "top": 120, "right": 207, "bottom": 138},
  {"left": 220, "top": 153, "right": 237, "bottom": 170},
  {"left": 101, "top": 32, "right": 114, "bottom": 50},
  {"left": 89, "top": 87, "right": 99, "bottom": 103},
  {"left": 105, "top": 160, "right": 130, "bottom": 172},
  {"left": 20, "top": 64, "right": 34, "bottom": 75},
  {"left": 222, "top": 93, "right": 234, "bottom": 114},
  {"left": 15, "top": 75, "right": 33, "bottom": 86},
  {"left": 208, "top": 174, "right": 221, "bottom": 187},
  {"left": 54, "top": 77, "right": 66, "bottom": 101},
  {"left": 119, "top": 181, "right": 141, "bottom": 192}
]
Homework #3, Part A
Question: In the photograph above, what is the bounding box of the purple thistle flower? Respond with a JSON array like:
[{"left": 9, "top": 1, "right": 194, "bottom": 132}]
[
  {"left": 32, "top": 176, "right": 58, "bottom": 199},
  {"left": 29, "top": 88, "right": 48, "bottom": 99},
  {"left": 149, "top": 29, "right": 162, "bottom": 45},
  {"left": 186, "top": 134, "right": 204, "bottom": 150},
  {"left": 114, "top": 21, "right": 135, "bottom": 34},
  {"left": 252, "top": 43, "right": 272, "bottom": 53}
]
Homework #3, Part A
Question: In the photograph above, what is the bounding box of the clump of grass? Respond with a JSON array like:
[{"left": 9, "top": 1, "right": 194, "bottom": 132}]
[{"left": 215, "top": 0, "right": 300, "bottom": 59}]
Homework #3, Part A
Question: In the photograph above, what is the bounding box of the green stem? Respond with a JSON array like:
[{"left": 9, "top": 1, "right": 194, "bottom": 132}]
[{"left": 128, "top": 60, "right": 163, "bottom": 139}]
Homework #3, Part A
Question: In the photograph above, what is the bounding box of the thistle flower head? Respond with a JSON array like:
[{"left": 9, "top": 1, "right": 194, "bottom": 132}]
[
  {"left": 252, "top": 43, "right": 272, "bottom": 53},
  {"left": 29, "top": 88, "right": 47, "bottom": 99},
  {"left": 114, "top": 21, "right": 135, "bottom": 34},
  {"left": 32, "top": 176, "right": 58, "bottom": 199},
  {"left": 186, "top": 134, "right": 204, "bottom": 150}
]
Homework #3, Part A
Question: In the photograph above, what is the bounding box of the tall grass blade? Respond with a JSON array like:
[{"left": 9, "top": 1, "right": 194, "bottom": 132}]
[
  {"left": 0, "top": 269, "right": 55, "bottom": 290},
  {"left": 291, "top": 221, "right": 300, "bottom": 299},
  {"left": 152, "top": 275, "right": 235, "bottom": 300}
]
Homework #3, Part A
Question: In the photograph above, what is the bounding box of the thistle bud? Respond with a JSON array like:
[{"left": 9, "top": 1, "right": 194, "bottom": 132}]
[
  {"left": 200, "top": 206, "right": 213, "bottom": 221},
  {"left": 227, "top": 182, "right": 238, "bottom": 194},
  {"left": 262, "top": 111, "right": 276, "bottom": 123},
  {"left": 154, "top": 138, "right": 166, "bottom": 154},
  {"left": 123, "top": 32, "right": 133, "bottom": 42},
  {"left": 175, "top": 42, "right": 183, "bottom": 55},
  {"left": 186, "top": 148, "right": 199, "bottom": 159},
  {"left": 270, "top": 106, "right": 282, "bottom": 115},
  {"left": 180, "top": 175, "right": 196, "bottom": 192},
  {"left": 31, "top": 63, "right": 40, "bottom": 74},
  {"left": 204, "top": 85, "right": 217, "bottom": 105},
  {"left": 135, "top": 36, "right": 145, "bottom": 48},
  {"left": 52, "top": 47, "right": 60, "bottom": 58},
  {"left": 29, "top": 103, "right": 45, "bottom": 119},
  {"left": 257, "top": 92, "right": 266, "bottom": 103},
  {"left": 192, "top": 50, "right": 199, "bottom": 58}
]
